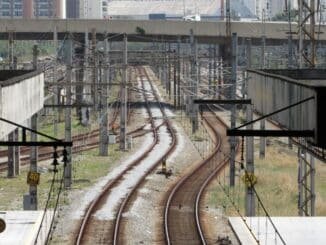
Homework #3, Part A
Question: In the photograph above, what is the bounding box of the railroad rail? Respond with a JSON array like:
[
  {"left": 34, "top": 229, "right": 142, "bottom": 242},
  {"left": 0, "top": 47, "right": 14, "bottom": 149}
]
[
  {"left": 75, "top": 66, "right": 177, "bottom": 244},
  {"left": 164, "top": 105, "right": 231, "bottom": 244}
]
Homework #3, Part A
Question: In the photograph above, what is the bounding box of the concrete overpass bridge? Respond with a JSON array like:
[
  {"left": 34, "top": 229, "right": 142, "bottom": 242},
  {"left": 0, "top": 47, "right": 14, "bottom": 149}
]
[{"left": 1, "top": 19, "right": 326, "bottom": 45}]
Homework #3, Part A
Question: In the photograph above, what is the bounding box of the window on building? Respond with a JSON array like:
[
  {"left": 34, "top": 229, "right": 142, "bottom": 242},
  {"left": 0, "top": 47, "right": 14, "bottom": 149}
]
[
  {"left": 1, "top": 4, "right": 10, "bottom": 9},
  {"left": 2, "top": 11, "right": 10, "bottom": 16}
]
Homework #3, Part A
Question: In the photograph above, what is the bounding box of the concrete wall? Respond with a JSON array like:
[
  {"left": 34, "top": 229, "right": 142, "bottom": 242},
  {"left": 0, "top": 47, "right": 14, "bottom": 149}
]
[
  {"left": 247, "top": 69, "right": 316, "bottom": 135},
  {"left": 0, "top": 71, "right": 44, "bottom": 139}
]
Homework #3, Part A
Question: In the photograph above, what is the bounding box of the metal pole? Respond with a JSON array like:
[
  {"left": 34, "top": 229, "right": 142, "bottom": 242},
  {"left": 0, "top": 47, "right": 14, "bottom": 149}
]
[
  {"left": 64, "top": 37, "right": 73, "bottom": 188},
  {"left": 14, "top": 128, "right": 20, "bottom": 175},
  {"left": 120, "top": 34, "right": 128, "bottom": 150},
  {"left": 190, "top": 29, "right": 198, "bottom": 133},
  {"left": 8, "top": 31, "right": 14, "bottom": 69},
  {"left": 298, "top": 0, "right": 304, "bottom": 68},
  {"left": 261, "top": 9, "right": 266, "bottom": 69},
  {"left": 287, "top": 0, "right": 294, "bottom": 68},
  {"left": 7, "top": 31, "right": 17, "bottom": 173},
  {"left": 177, "top": 37, "right": 181, "bottom": 108},
  {"left": 168, "top": 42, "right": 172, "bottom": 100},
  {"left": 245, "top": 104, "right": 255, "bottom": 216},
  {"left": 208, "top": 45, "right": 212, "bottom": 96},
  {"left": 26, "top": 45, "right": 39, "bottom": 209},
  {"left": 92, "top": 29, "right": 97, "bottom": 107},
  {"left": 99, "top": 36, "right": 109, "bottom": 156},
  {"left": 310, "top": 154, "right": 315, "bottom": 216},
  {"left": 7, "top": 132, "right": 15, "bottom": 178},
  {"left": 28, "top": 114, "right": 38, "bottom": 210},
  {"left": 229, "top": 33, "right": 237, "bottom": 187},
  {"left": 173, "top": 50, "right": 177, "bottom": 108},
  {"left": 298, "top": 146, "right": 304, "bottom": 216},
  {"left": 53, "top": 26, "right": 59, "bottom": 137},
  {"left": 259, "top": 119, "right": 266, "bottom": 159},
  {"left": 83, "top": 30, "right": 90, "bottom": 125}
]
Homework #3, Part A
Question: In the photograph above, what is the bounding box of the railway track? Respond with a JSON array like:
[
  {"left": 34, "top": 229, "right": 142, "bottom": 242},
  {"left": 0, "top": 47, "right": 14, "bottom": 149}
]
[
  {"left": 75, "top": 66, "right": 177, "bottom": 244},
  {"left": 0, "top": 79, "right": 137, "bottom": 173},
  {"left": 164, "top": 105, "right": 231, "bottom": 244}
]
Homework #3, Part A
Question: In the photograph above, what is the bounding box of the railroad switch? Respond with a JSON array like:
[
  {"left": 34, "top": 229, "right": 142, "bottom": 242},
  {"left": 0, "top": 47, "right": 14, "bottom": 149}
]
[
  {"left": 156, "top": 158, "right": 172, "bottom": 178},
  {"left": 216, "top": 235, "right": 232, "bottom": 245}
]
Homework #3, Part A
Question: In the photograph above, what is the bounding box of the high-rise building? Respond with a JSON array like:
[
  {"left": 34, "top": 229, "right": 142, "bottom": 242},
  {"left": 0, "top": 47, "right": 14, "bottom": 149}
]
[
  {"left": 0, "top": 0, "right": 65, "bottom": 18},
  {"left": 66, "top": 0, "right": 79, "bottom": 18}
]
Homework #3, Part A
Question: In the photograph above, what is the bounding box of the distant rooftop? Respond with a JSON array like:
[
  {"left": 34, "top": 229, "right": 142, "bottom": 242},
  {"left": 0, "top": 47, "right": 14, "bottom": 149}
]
[
  {"left": 106, "top": 0, "right": 221, "bottom": 17},
  {"left": 106, "top": 0, "right": 255, "bottom": 19},
  {"left": 0, "top": 70, "right": 40, "bottom": 86}
]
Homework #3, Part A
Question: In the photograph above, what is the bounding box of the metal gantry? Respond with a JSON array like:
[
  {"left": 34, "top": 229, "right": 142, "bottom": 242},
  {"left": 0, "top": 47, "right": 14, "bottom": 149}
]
[
  {"left": 298, "top": 0, "right": 317, "bottom": 67},
  {"left": 298, "top": 140, "right": 316, "bottom": 216}
]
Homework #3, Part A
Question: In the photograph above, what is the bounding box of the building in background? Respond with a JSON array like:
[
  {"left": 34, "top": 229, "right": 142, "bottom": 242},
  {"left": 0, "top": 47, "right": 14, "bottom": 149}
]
[
  {"left": 75, "top": 0, "right": 103, "bottom": 19},
  {"left": 0, "top": 0, "right": 66, "bottom": 18},
  {"left": 66, "top": 0, "right": 79, "bottom": 18}
]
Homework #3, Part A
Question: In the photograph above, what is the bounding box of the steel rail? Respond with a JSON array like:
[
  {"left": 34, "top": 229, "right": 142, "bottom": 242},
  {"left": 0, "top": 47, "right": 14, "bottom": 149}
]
[{"left": 112, "top": 66, "right": 177, "bottom": 244}]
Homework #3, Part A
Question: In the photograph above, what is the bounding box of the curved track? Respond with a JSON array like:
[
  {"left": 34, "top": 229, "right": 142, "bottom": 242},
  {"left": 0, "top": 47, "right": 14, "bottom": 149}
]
[
  {"left": 164, "top": 106, "right": 230, "bottom": 244},
  {"left": 75, "top": 66, "right": 177, "bottom": 244}
]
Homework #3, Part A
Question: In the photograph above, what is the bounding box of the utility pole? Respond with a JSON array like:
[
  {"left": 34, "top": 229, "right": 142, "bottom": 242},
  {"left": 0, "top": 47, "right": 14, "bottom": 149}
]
[
  {"left": 91, "top": 29, "right": 97, "bottom": 108},
  {"left": 64, "top": 37, "right": 73, "bottom": 188},
  {"left": 14, "top": 128, "right": 20, "bottom": 175},
  {"left": 261, "top": 9, "right": 266, "bottom": 69},
  {"left": 225, "top": 0, "right": 232, "bottom": 65},
  {"left": 53, "top": 26, "right": 58, "bottom": 137},
  {"left": 99, "top": 36, "right": 109, "bottom": 156},
  {"left": 8, "top": 31, "right": 14, "bottom": 69},
  {"left": 177, "top": 37, "right": 181, "bottom": 108},
  {"left": 208, "top": 45, "right": 213, "bottom": 96},
  {"left": 7, "top": 30, "right": 17, "bottom": 178},
  {"left": 245, "top": 104, "right": 255, "bottom": 216},
  {"left": 287, "top": 0, "right": 294, "bottom": 68},
  {"left": 120, "top": 34, "right": 128, "bottom": 150},
  {"left": 26, "top": 45, "right": 39, "bottom": 210},
  {"left": 229, "top": 33, "right": 237, "bottom": 187},
  {"left": 83, "top": 30, "right": 90, "bottom": 125},
  {"left": 190, "top": 29, "right": 198, "bottom": 133},
  {"left": 168, "top": 42, "right": 172, "bottom": 100},
  {"left": 260, "top": 15, "right": 266, "bottom": 158},
  {"left": 173, "top": 49, "right": 177, "bottom": 108}
]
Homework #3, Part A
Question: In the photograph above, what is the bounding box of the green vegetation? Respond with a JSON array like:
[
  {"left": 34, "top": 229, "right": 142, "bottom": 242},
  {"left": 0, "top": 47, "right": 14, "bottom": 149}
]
[
  {"left": 0, "top": 40, "right": 55, "bottom": 62},
  {"left": 272, "top": 9, "right": 298, "bottom": 22},
  {"left": 0, "top": 145, "right": 122, "bottom": 210},
  {"left": 208, "top": 139, "right": 326, "bottom": 216}
]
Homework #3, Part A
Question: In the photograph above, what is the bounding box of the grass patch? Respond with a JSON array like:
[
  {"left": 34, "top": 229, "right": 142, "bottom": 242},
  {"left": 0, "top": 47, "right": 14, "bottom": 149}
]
[
  {"left": 208, "top": 139, "right": 326, "bottom": 216},
  {"left": 0, "top": 144, "right": 122, "bottom": 210}
]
